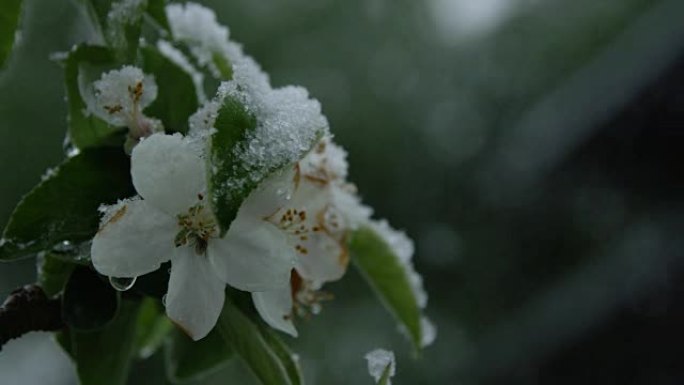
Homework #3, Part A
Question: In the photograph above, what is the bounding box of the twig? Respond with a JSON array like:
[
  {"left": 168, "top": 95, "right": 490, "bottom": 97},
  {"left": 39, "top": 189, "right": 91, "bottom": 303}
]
[{"left": 0, "top": 285, "right": 63, "bottom": 351}]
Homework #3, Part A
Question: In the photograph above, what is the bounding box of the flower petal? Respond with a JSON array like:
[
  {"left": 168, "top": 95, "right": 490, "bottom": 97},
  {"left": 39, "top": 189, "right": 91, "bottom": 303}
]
[
  {"left": 295, "top": 230, "right": 347, "bottom": 283},
  {"left": 252, "top": 287, "right": 297, "bottom": 337},
  {"left": 208, "top": 219, "right": 295, "bottom": 292},
  {"left": 240, "top": 165, "right": 298, "bottom": 219},
  {"left": 165, "top": 246, "right": 225, "bottom": 341},
  {"left": 131, "top": 133, "right": 206, "bottom": 215},
  {"left": 91, "top": 198, "right": 175, "bottom": 277}
]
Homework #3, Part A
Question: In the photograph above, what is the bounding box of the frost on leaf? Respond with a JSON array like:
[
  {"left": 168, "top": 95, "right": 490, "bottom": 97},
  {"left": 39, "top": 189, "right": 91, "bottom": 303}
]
[
  {"left": 370, "top": 219, "right": 436, "bottom": 347},
  {"left": 365, "top": 349, "right": 396, "bottom": 385},
  {"left": 197, "top": 54, "right": 328, "bottom": 233}
]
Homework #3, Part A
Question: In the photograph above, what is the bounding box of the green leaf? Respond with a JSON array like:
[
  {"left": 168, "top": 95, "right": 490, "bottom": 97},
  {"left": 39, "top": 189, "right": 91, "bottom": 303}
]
[
  {"left": 37, "top": 252, "right": 76, "bottom": 298},
  {"left": 258, "top": 325, "right": 303, "bottom": 385},
  {"left": 212, "top": 52, "right": 233, "bottom": 79},
  {"left": 165, "top": 328, "right": 234, "bottom": 383},
  {"left": 215, "top": 296, "right": 294, "bottom": 385},
  {"left": 145, "top": 0, "right": 170, "bottom": 31},
  {"left": 134, "top": 298, "right": 173, "bottom": 359},
  {"left": 0, "top": 147, "right": 134, "bottom": 260},
  {"left": 141, "top": 45, "right": 198, "bottom": 134},
  {"left": 69, "top": 299, "right": 144, "bottom": 385},
  {"left": 350, "top": 226, "right": 423, "bottom": 349},
  {"left": 62, "top": 266, "right": 120, "bottom": 331},
  {"left": 79, "top": 0, "right": 111, "bottom": 35},
  {"left": 63, "top": 44, "right": 122, "bottom": 150},
  {"left": 79, "top": 0, "right": 145, "bottom": 61},
  {"left": 377, "top": 364, "right": 392, "bottom": 385},
  {"left": 207, "top": 95, "right": 258, "bottom": 235},
  {"left": 0, "top": 0, "right": 22, "bottom": 68}
]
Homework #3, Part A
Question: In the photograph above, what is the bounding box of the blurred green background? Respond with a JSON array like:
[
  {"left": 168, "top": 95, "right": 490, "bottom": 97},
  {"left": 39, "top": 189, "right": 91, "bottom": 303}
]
[{"left": 2, "top": 0, "right": 684, "bottom": 384}]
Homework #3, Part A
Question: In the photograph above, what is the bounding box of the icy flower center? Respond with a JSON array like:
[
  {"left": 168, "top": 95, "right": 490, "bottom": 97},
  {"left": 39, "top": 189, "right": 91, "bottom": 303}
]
[{"left": 175, "top": 198, "right": 217, "bottom": 255}]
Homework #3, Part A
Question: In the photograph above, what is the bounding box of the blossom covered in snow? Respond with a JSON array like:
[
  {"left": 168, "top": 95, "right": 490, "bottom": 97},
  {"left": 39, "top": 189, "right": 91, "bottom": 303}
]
[
  {"left": 365, "top": 349, "right": 396, "bottom": 385},
  {"left": 91, "top": 133, "right": 295, "bottom": 340},
  {"left": 87, "top": 1, "right": 433, "bottom": 344},
  {"left": 87, "top": 66, "right": 163, "bottom": 149},
  {"left": 251, "top": 137, "right": 373, "bottom": 336}
]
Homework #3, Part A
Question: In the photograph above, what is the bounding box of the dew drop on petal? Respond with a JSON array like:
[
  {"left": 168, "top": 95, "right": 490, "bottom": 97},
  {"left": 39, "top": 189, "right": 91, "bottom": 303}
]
[{"left": 109, "top": 276, "right": 137, "bottom": 291}]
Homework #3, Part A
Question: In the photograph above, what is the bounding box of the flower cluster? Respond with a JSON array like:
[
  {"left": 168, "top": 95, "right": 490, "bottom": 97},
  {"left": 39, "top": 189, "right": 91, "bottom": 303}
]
[{"left": 86, "top": 2, "right": 433, "bottom": 344}]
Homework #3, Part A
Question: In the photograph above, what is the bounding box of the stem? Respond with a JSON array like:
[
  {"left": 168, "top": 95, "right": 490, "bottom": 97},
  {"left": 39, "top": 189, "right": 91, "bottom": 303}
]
[{"left": 0, "top": 285, "right": 64, "bottom": 350}]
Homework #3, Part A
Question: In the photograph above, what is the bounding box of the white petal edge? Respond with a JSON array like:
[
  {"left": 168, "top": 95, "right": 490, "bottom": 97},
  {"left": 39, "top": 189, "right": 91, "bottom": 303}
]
[
  {"left": 252, "top": 287, "right": 297, "bottom": 337},
  {"left": 207, "top": 218, "right": 295, "bottom": 292},
  {"left": 91, "top": 198, "right": 175, "bottom": 277},
  {"left": 295, "top": 231, "right": 347, "bottom": 283},
  {"left": 131, "top": 133, "right": 206, "bottom": 215},
  {"left": 240, "top": 165, "right": 298, "bottom": 219},
  {"left": 165, "top": 246, "right": 226, "bottom": 341}
]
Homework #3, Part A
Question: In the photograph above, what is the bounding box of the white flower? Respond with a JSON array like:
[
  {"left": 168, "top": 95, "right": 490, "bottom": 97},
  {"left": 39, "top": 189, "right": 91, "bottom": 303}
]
[
  {"left": 251, "top": 137, "right": 372, "bottom": 336},
  {"left": 365, "top": 349, "right": 396, "bottom": 385},
  {"left": 91, "top": 133, "right": 295, "bottom": 340},
  {"left": 86, "top": 66, "right": 163, "bottom": 149},
  {"left": 166, "top": 3, "right": 229, "bottom": 68}
]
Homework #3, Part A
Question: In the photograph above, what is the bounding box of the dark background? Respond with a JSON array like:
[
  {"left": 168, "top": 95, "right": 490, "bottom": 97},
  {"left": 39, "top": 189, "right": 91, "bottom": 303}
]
[{"left": 1, "top": 0, "right": 683, "bottom": 384}]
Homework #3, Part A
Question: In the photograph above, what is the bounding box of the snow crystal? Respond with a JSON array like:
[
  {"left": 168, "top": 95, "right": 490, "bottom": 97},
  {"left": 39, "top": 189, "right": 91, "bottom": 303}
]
[
  {"left": 166, "top": 3, "right": 229, "bottom": 68},
  {"left": 190, "top": 62, "right": 328, "bottom": 192},
  {"left": 420, "top": 316, "right": 437, "bottom": 347},
  {"left": 98, "top": 196, "right": 141, "bottom": 226},
  {"left": 225, "top": 82, "right": 329, "bottom": 190},
  {"left": 157, "top": 40, "right": 207, "bottom": 103},
  {"left": 91, "top": 66, "right": 158, "bottom": 127},
  {"left": 300, "top": 136, "right": 349, "bottom": 181},
  {"left": 365, "top": 349, "right": 396, "bottom": 384},
  {"left": 40, "top": 167, "right": 58, "bottom": 182},
  {"left": 371, "top": 219, "right": 415, "bottom": 265}
]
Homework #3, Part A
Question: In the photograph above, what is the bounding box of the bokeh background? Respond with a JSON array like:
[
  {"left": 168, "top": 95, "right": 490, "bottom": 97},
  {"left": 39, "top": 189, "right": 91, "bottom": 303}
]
[{"left": 2, "top": 0, "right": 684, "bottom": 384}]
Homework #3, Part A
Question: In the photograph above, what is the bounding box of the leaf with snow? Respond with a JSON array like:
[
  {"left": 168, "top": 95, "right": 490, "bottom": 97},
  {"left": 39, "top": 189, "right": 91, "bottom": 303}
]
[
  {"left": 0, "top": 148, "right": 134, "bottom": 261},
  {"left": 207, "top": 78, "right": 327, "bottom": 235},
  {"left": 365, "top": 349, "right": 396, "bottom": 385},
  {"left": 350, "top": 225, "right": 429, "bottom": 350}
]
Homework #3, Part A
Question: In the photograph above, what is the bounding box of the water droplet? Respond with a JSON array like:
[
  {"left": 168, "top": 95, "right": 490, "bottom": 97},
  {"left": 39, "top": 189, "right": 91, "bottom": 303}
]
[
  {"left": 53, "top": 240, "right": 75, "bottom": 253},
  {"left": 162, "top": 294, "right": 168, "bottom": 306},
  {"left": 311, "top": 304, "right": 322, "bottom": 315},
  {"left": 109, "top": 276, "right": 137, "bottom": 292},
  {"left": 63, "top": 136, "right": 80, "bottom": 158}
]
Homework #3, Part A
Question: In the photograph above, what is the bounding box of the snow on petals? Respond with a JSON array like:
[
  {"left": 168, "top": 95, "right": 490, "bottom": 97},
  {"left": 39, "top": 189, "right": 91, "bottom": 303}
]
[
  {"left": 91, "top": 133, "right": 294, "bottom": 340},
  {"left": 88, "top": 66, "right": 163, "bottom": 150}
]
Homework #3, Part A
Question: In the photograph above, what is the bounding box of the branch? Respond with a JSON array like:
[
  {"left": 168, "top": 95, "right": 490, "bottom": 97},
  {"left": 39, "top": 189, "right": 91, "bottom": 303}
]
[{"left": 0, "top": 284, "right": 64, "bottom": 350}]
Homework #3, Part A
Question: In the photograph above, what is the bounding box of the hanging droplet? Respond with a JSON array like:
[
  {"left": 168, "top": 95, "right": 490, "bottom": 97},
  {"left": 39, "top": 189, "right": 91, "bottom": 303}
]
[
  {"left": 161, "top": 294, "right": 168, "bottom": 307},
  {"left": 53, "top": 240, "right": 75, "bottom": 253},
  {"left": 109, "top": 276, "right": 137, "bottom": 292},
  {"left": 62, "top": 136, "right": 80, "bottom": 158}
]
